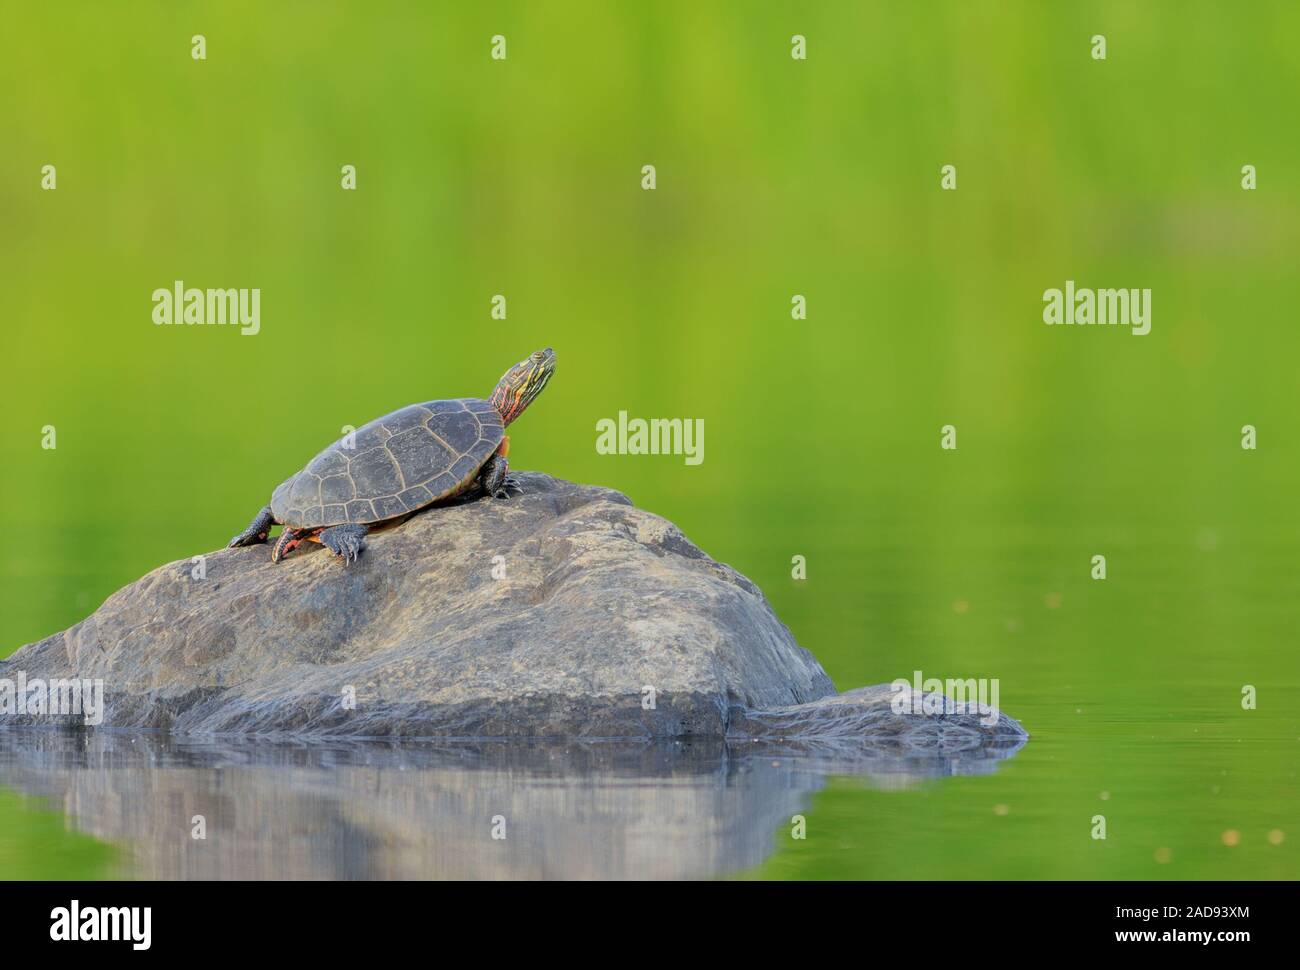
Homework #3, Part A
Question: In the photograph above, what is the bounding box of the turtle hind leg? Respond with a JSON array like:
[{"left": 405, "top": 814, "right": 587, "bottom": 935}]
[
  {"left": 229, "top": 505, "right": 276, "bottom": 548},
  {"left": 319, "top": 524, "right": 368, "bottom": 565}
]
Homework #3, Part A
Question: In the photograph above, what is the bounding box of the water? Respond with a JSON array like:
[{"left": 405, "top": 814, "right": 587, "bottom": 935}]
[
  {"left": 4, "top": 692, "right": 1293, "bottom": 879},
  {"left": 0, "top": 729, "right": 1024, "bottom": 880}
]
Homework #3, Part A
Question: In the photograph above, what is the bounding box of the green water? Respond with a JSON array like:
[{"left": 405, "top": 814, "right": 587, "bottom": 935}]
[
  {"left": 2, "top": 1, "right": 1297, "bottom": 879},
  {"left": 0, "top": 788, "right": 119, "bottom": 880}
]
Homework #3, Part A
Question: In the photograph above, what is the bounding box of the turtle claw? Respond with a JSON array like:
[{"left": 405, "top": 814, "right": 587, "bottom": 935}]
[
  {"left": 493, "top": 476, "right": 524, "bottom": 500},
  {"left": 331, "top": 536, "right": 363, "bottom": 565},
  {"left": 319, "top": 524, "right": 368, "bottom": 565}
]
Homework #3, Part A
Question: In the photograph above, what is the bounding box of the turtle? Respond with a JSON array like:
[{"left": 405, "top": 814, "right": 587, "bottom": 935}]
[{"left": 228, "top": 347, "right": 556, "bottom": 565}]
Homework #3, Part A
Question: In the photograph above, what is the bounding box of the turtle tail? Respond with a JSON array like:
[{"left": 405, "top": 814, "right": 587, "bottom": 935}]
[{"left": 271, "top": 528, "right": 305, "bottom": 563}]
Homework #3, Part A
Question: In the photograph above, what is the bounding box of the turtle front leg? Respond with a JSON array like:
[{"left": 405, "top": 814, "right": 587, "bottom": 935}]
[
  {"left": 479, "top": 454, "right": 522, "bottom": 499},
  {"left": 480, "top": 437, "right": 522, "bottom": 499},
  {"left": 318, "top": 524, "right": 368, "bottom": 565},
  {"left": 229, "top": 505, "right": 276, "bottom": 547}
]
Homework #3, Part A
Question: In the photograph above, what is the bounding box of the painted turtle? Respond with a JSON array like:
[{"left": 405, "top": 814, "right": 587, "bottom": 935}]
[{"left": 228, "top": 347, "right": 556, "bottom": 565}]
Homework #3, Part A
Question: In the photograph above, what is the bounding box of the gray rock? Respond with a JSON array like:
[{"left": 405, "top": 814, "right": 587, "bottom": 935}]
[{"left": 0, "top": 474, "right": 1027, "bottom": 749}]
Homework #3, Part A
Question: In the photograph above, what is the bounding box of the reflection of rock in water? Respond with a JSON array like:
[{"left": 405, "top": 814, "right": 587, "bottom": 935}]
[{"left": 0, "top": 728, "right": 1025, "bottom": 879}]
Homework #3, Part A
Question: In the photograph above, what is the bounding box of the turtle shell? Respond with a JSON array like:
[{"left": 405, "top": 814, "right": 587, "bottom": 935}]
[{"left": 271, "top": 398, "right": 504, "bottom": 530}]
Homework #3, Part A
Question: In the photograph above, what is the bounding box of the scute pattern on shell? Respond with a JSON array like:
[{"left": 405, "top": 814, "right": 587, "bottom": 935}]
[{"left": 271, "top": 398, "right": 504, "bottom": 529}]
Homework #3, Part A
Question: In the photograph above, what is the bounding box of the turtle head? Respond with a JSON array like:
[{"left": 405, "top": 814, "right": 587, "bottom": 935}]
[{"left": 490, "top": 348, "right": 556, "bottom": 426}]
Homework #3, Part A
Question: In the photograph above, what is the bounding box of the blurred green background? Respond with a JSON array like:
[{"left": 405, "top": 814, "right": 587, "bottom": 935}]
[{"left": 2, "top": 1, "right": 1297, "bottom": 879}]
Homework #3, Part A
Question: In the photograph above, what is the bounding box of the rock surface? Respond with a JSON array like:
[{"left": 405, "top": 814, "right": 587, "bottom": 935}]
[{"left": 1, "top": 474, "right": 1026, "bottom": 747}]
